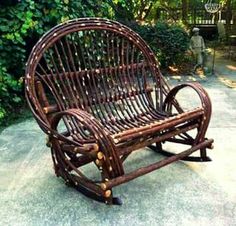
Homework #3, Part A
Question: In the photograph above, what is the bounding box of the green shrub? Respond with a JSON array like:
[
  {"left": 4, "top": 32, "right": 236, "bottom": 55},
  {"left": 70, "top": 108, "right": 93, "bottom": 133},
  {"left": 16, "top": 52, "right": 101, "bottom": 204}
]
[
  {"left": 0, "top": 0, "right": 111, "bottom": 126},
  {"left": 0, "top": 62, "right": 22, "bottom": 125},
  {"left": 129, "top": 22, "right": 190, "bottom": 67}
]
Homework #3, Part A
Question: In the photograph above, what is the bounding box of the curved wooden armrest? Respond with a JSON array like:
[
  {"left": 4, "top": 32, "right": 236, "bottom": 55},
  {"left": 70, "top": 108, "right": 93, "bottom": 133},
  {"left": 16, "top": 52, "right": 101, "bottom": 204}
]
[
  {"left": 50, "top": 108, "right": 124, "bottom": 178},
  {"left": 163, "top": 82, "right": 212, "bottom": 117},
  {"left": 163, "top": 82, "right": 212, "bottom": 144}
]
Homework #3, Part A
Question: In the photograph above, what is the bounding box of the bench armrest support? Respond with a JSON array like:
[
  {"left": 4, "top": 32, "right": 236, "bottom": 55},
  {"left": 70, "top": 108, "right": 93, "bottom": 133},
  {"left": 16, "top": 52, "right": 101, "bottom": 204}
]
[
  {"left": 163, "top": 82, "right": 212, "bottom": 143},
  {"left": 49, "top": 108, "right": 124, "bottom": 178}
]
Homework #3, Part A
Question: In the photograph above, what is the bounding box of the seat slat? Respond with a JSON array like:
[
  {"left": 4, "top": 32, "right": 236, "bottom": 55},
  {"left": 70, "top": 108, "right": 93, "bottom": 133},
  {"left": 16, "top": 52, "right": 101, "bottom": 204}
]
[{"left": 111, "top": 107, "right": 204, "bottom": 142}]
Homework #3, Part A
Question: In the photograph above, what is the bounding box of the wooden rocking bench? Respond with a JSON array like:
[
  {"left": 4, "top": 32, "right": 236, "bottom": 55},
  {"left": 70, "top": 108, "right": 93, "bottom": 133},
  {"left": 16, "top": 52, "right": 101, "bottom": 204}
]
[{"left": 25, "top": 18, "right": 214, "bottom": 205}]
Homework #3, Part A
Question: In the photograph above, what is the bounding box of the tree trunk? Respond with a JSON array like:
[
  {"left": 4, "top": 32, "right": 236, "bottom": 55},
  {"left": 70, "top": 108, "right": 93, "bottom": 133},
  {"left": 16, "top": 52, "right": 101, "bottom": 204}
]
[
  {"left": 182, "top": 0, "right": 188, "bottom": 25},
  {"left": 233, "top": 9, "right": 236, "bottom": 33},
  {"left": 225, "top": 0, "right": 232, "bottom": 36}
]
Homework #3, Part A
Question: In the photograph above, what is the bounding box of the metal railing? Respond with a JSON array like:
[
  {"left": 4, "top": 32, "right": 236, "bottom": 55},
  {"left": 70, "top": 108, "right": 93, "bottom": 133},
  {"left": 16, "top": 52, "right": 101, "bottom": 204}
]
[{"left": 157, "top": 7, "right": 235, "bottom": 25}]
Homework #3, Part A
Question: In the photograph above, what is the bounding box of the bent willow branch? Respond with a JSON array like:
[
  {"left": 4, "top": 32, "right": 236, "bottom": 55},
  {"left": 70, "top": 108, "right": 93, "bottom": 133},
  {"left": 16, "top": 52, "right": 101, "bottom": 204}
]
[{"left": 25, "top": 18, "right": 213, "bottom": 205}]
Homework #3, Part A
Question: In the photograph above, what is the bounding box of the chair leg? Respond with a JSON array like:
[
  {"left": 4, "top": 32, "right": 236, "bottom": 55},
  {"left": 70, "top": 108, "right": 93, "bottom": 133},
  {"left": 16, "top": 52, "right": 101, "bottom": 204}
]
[
  {"left": 104, "top": 189, "right": 122, "bottom": 205},
  {"left": 200, "top": 148, "right": 212, "bottom": 161},
  {"left": 148, "top": 142, "right": 162, "bottom": 153},
  {"left": 60, "top": 170, "right": 123, "bottom": 205},
  {"left": 73, "top": 181, "right": 122, "bottom": 205},
  {"left": 156, "top": 142, "right": 163, "bottom": 151},
  {"left": 51, "top": 145, "right": 123, "bottom": 205}
]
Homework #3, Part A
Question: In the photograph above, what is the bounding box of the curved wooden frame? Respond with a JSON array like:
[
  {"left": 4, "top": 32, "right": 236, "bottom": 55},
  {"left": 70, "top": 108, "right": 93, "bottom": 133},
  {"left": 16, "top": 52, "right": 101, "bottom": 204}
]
[{"left": 25, "top": 18, "right": 213, "bottom": 205}]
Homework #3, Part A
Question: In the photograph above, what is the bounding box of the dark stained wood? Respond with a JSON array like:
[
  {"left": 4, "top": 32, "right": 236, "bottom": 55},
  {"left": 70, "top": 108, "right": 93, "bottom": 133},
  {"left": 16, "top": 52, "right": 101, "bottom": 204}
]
[
  {"left": 25, "top": 18, "right": 213, "bottom": 205},
  {"left": 102, "top": 139, "right": 214, "bottom": 190}
]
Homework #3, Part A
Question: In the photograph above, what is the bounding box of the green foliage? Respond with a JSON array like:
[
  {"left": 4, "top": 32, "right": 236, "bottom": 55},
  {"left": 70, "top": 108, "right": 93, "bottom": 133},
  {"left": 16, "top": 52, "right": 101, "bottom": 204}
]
[
  {"left": 110, "top": 1, "right": 191, "bottom": 66},
  {"left": 129, "top": 22, "right": 190, "bottom": 67},
  {"left": 0, "top": 62, "right": 22, "bottom": 125},
  {"left": 0, "top": 0, "right": 111, "bottom": 126},
  {"left": 107, "top": 0, "right": 153, "bottom": 22}
]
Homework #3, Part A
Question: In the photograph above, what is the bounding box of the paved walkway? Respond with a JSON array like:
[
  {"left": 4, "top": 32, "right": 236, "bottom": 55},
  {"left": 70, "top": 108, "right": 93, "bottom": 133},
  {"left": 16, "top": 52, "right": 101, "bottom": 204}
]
[{"left": 0, "top": 57, "right": 236, "bottom": 226}]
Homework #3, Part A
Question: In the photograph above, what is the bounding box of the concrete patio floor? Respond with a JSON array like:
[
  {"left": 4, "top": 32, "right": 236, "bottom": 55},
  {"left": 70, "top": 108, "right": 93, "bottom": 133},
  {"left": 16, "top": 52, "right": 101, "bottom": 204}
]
[{"left": 0, "top": 56, "right": 236, "bottom": 226}]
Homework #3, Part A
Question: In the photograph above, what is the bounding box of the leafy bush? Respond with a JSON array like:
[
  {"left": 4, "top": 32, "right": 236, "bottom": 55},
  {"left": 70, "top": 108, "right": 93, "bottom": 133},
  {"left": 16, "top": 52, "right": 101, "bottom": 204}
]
[
  {"left": 129, "top": 21, "right": 190, "bottom": 67},
  {"left": 0, "top": 63, "right": 22, "bottom": 124},
  {"left": 0, "top": 0, "right": 110, "bottom": 126}
]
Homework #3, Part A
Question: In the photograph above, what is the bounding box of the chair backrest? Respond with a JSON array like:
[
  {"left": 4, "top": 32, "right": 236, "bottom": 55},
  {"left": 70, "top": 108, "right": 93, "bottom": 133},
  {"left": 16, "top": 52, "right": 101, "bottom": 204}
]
[{"left": 25, "top": 18, "right": 169, "bottom": 131}]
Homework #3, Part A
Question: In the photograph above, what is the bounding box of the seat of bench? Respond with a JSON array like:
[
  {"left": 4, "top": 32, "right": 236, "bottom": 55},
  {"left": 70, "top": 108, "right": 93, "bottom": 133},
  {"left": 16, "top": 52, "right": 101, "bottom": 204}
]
[
  {"left": 111, "top": 107, "right": 204, "bottom": 144},
  {"left": 58, "top": 107, "right": 203, "bottom": 150}
]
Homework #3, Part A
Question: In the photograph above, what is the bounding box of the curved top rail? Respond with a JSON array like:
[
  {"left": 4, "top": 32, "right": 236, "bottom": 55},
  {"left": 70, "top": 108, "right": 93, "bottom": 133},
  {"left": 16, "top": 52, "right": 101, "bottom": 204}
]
[{"left": 25, "top": 18, "right": 168, "bottom": 133}]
